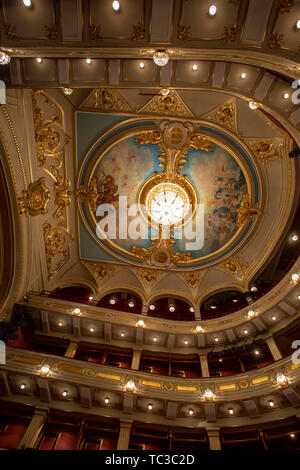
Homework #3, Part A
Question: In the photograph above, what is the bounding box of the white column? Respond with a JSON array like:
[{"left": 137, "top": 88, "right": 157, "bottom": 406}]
[
  {"left": 206, "top": 428, "right": 221, "bottom": 450},
  {"left": 64, "top": 341, "right": 79, "bottom": 358},
  {"left": 131, "top": 349, "right": 141, "bottom": 370},
  {"left": 199, "top": 353, "right": 210, "bottom": 378},
  {"left": 117, "top": 420, "right": 132, "bottom": 450},
  {"left": 18, "top": 408, "right": 48, "bottom": 449},
  {"left": 265, "top": 335, "right": 282, "bottom": 361}
]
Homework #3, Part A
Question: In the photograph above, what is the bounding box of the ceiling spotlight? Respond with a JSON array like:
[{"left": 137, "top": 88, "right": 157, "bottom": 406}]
[
  {"left": 209, "top": 5, "right": 217, "bottom": 16},
  {"left": 112, "top": 1, "right": 120, "bottom": 11},
  {"left": 297, "top": 294, "right": 300, "bottom": 300},
  {"left": 219, "top": 358, "right": 223, "bottom": 363},
  {"left": 240, "top": 73, "right": 246, "bottom": 79},
  {"left": 109, "top": 298, "right": 116, "bottom": 305},
  {"left": 153, "top": 51, "right": 169, "bottom": 67},
  {"left": 249, "top": 100, "right": 259, "bottom": 110},
  {"left": 297, "top": 20, "right": 300, "bottom": 29},
  {"left": 62, "top": 391, "right": 68, "bottom": 397},
  {"left": 190, "top": 306, "right": 194, "bottom": 313},
  {"left": 210, "top": 304, "right": 217, "bottom": 310},
  {"left": 128, "top": 301, "right": 135, "bottom": 308},
  {"left": 214, "top": 337, "right": 219, "bottom": 342},
  {"left": 23, "top": 0, "right": 32, "bottom": 6},
  {"left": 250, "top": 286, "right": 258, "bottom": 292},
  {"left": 73, "top": 308, "right": 81, "bottom": 315},
  {"left": 283, "top": 93, "right": 289, "bottom": 99},
  {"left": 244, "top": 329, "right": 248, "bottom": 335},
  {"left": 204, "top": 389, "right": 215, "bottom": 401},
  {"left": 254, "top": 350, "right": 260, "bottom": 355},
  {"left": 169, "top": 304, "right": 175, "bottom": 312},
  {"left": 228, "top": 408, "right": 234, "bottom": 415},
  {"left": 188, "top": 409, "right": 194, "bottom": 415},
  {"left": 196, "top": 325, "right": 204, "bottom": 333},
  {"left": 20, "top": 384, "right": 26, "bottom": 390},
  {"left": 58, "top": 322, "right": 63, "bottom": 327},
  {"left": 268, "top": 400, "right": 274, "bottom": 407},
  {"left": 232, "top": 299, "right": 238, "bottom": 303},
  {"left": 120, "top": 332, "right": 125, "bottom": 337},
  {"left": 184, "top": 339, "right": 188, "bottom": 345},
  {"left": 104, "top": 397, "right": 110, "bottom": 404},
  {"left": 149, "top": 304, "right": 155, "bottom": 310},
  {"left": 41, "top": 365, "right": 50, "bottom": 374},
  {"left": 248, "top": 310, "right": 255, "bottom": 319},
  {"left": 292, "top": 234, "right": 299, "bottom": 242},
  {"left": 153, "top": 337, "right": 158, "bottom": 342},
  {"left": 292, "top": 273, "right": 299, "bottom": 282},
  {"left": 148, "top": 403, "right": 153, "bottom": 410},
  {"left": 139, "top": 62, "right": 145, "bottom": 69},
  {"left": 136, "top": 319, "right": 145, "bottom": 327},
  {"left": 0, "top": 52, "right": 11, "bottom": 65},
  {"left": 86, "top": 58, "right": 92, "bottom": 65},
  {"left": 290, "top": 433, "right": 296, "bottom": 439},
  {"left": 192, "top": 64, "right": 198, "bottom": 71},
  {"left": 90, "top": 327, "right": 94, "bottom": 332},
  {"left": 271, "top": 315, "right": 276, "bottom": 321},
  {"left": 89, "top": 295, "right": 94, "bottom": 301},
  {"left": 36, "top": 58, "right": 43, "bottom": 63}
]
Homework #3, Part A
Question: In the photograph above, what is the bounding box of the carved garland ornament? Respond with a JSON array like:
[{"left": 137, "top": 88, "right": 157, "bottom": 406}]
[{"left": 237, "top": 194, "right": 261, "bottom": 227}]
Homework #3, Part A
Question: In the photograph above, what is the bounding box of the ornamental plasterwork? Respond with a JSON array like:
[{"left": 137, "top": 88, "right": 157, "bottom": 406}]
[
  {"left": 133, "top": 268, "right": 167, "bottom": 292},
  {"left": 84, "top": 262, "right": 115, "bottom": 283},
  {"left": 222, "top": 25, "right": 237, "bottom": 42},
  {"left": 269, "top": 32, "right": 284, "bottom": 48},
  {"left": 17, "top": 177, "right": 50, "bottom": 216},
  {"left": 201, "top": 98, "right": 237, "bottom": 133},
  {"left": 181, "top": 271, "right": 205, "bottom": 289},
  {"left": 31, "top": 90, "right": 73, "bottom": 280},
  {"left": 131, "top": 23, "right": 145, "bottom": 40},
  {"left": 237, "top": 194, "right": 261, "bottom": 227},
  {"left": 77, "top": 178, "right": 98, "bottom": 212},
  {"left": 246, "top": 140, "right": 284, "bottom": 168},
  {"left": 222, "top": 255, "right": 249, "bottom": 279},
  {"left": 278, "top": 0, "right": 294, "bottom": 14},
  {"left": 81, "top": 88, "right": 132, "bottom": 113},
  {"left": 138, "top": 90, "right": 194, "bottom": 117},
  {"left": 177, "top": 24, "right": 192, "bottom": 41},
  {"left": 45, "top": 25, "right": 58, "bottom": 40},
  {"left": 89, "top": 24, "right": 103, "bottom": 41}
]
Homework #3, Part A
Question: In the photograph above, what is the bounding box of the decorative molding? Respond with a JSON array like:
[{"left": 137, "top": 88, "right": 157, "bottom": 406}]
[
  {"left": 222, "top": 255, "right": 249, "bottom": 278},
  {"left": 17, "top": 178, "right": 50, "bottom": 216},
  {"left": 138, "top": 90, "right": 194, "bottom": 117},
  {"left": 77, "top": 178, "right": 98, "bottom": 212},
  {"left": 131, "top": 23, "right": 145, "bottom": 41},
  {"left": 45, "top": 25, "right": 58, "bottom": 40},
  {"left": 89, "top": 24, "right": 103, "bottom": 41},
  {"left": 43, "top": 223, "right": 73, "bottom": 280},
  {"left": 278, "top": 0, "right": 294, "bottom": 14},
  {"left": 177, "top": 24, "right": 191, "bottom": 41},
  {"left": 249, "top": 141, "right": 283, "bottom": 167},
  {"left": 81, "top": 88, "right": 132, "bottom": 112},
  {"left": 181, "top": 272, "right": 201, "bottom": 289},
  {"left": 222, "top": 25, "right": 237, "bottom": 42},
  {"left": 84, "top": 262, "right": 115, "bottom": 282},
  {"left": 268, "top": 32, "right": 284, "bottom": 48},
  {"left": 237, "top": 194, "right": 261, "bottom": 227},
  {"left": 5, "top": 25, "right": 17, "bottom": 39},
  {"left": 202, "top": 98, "right": 237, "bottom": 132}
]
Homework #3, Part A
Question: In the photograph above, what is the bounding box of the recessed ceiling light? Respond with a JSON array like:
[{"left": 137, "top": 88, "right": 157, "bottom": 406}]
[
  {"left": 139, "top": 62, "right": 145, "bottom": 69},
  {"left": 210, "top": 304, "right": 217, "bottom": 310},
  {"left": 184, "top": 339, "right": 188, "bottom": 345},
  {"left": 120, "top": 332, "right": 125, "bottom": 337},
  {"left": 36, "top": 58, "right": 43, "bottom": 63},
  {"left": 109, "top": 298, "right": 116, "bottom": 305},
  {"left": 190, "top": 306, "right": 194, "bottom": 313},
  {"left": 214, "top": 337, "right": 219, "bottom": 342},
  {"left": 112, "top": 1, "right": 120, "bottom": 11},
  {"left": 153, "top": 337, "right": 158, "bottom": 342},
  {"left": 292, "top": 273, "right": 299, "bottom": 282},
  {"left": 249, "top": 100, "right": 259, "bottom": 110},
  {"left": 89, "top": 295, "right": 94, "bottom": 301},
  {"left": 254, "top": 350, "right": 260, "bottom": 355},
  {"left": 271, "top": 315, "right": 276, "bottom": 321},
  {"left": 283, "top": 93, "right": 289, "bottom": 99},
  {"left": 240, "top": 73, "right": 246, "bottom": 79},
  {"left": 149, "top": 304, "right": 155, "bottom": 310},
  {"left": 58, "top": 322, "right": 63, "bottom": 327},
  {"left": 90, "top": 327, "right": 94, "bottom": 332},
  {"left": 290, "top": 433, "right": 296, "bottom": 439},
  {"left": 228, "top": 408, "right": 234, "bottom": 415},
  {"left": 292, "top": 234, "right": 299, "bottom": 241},
  {"left": 148, "top": 403, "right": 153, "bottom": 410},
  {"left": 192, "top": 64, "right": 198, "bottom": 71},
  {"left": 244, "top": 329, "right": 248, "bottom": 335},
  {"left": 188, "top": 409, "right": 194, "bottom": 415},
  {"left": 20, "top": 384, "right": 26, "bottom": 390},
  {"left": 250, "top": 286, "right": 258, "bottom": 292},
  {"left": 248, "top": 310, "right": 255, "bottom": 318},
  {"left": 169, "top": 305, "right": 175, "bottom": 312},
  {"left": 297, "top": 294, "right": 300, "bottom": 300},
  {"left": 268, "top": 400, "right": 274, "bottom": 407},
  {"left": 62, "top": 391, "right": 68, "bottom": 397},
  {"left": 128, "top": 301, "right": 135, "bottom": 308},
  {"left": 219, "top": 358, "right": 223, "bottom": 363},
  {"left": 105, "top": 397, "right": 110, "bottom": 404},
  {"left": 209, "top": 5, "right": 217, "bottom": 16},
  {"left": 232, "top": 299, "right": 238, "bottom": 303},
  {"left": 23, "top": 0, "right": 32, "bottom": 7},
  {"left": 296, "top": 20, "right": 300, "bottom": 29},
  {"left": 86, "top": 58, "right": 92, "bottom": 65}
]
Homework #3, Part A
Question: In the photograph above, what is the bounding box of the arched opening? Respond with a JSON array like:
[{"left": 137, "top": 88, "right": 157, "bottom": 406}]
[
  {"left": 200, "top": 290, "right": 248, "bottom": 320},
  {"left": 51, "top": 286, "right": 93, "bottom": 304},
  {"left": 147, "top": 297, "right": 195, "bottom": 321},
  {"left": 97, "top": 291, "right": 142, "bottom": 314}
]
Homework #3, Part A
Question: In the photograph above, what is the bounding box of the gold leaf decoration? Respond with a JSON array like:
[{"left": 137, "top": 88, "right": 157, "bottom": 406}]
[
  {"left": 182, "top": 272, "right": 200, "bottom": 288},
  {"left": 201, "top": 98, "right": 237, "bottom": 132},
  {"left": 77, "top": 178, "right": 98, "bottom": 212},
  {"left": 217, "top": 103, "right": 234, "bottom": 123},
  {"left": 135, "top": 130, "right": 163, "bottom": 145},
  {"left": 138, "top": 90, "right": 194, "bottom": 117},
  {"left": 250, "top": 141, "right": 282, "bottom": 167},
  {"left": 6, "top": 25, "right": 17, "bottom": 39},
  {"left": 131, "top": 22, "right": 145, "bottom": 40},
  {"left": 188, "top": 134, "right": 215, "bottom": 152},
  {"left": 81, "top": 88, "right": 132, "bottom": 112},
  {"left": 171, "top": 252, "right": 193, "bottom": 264},
  {"left": 269, "top": 32, "right": 284, "bottom": 48},
  {"left": 43, "top": 223, "right": 73, "bottom": 280},
  {"left": 223, "top": 256, "right": 249, "bottom": 277},
  {"left": 222, "top": 25, "right": 236, "bottom": 42},
  {"left": 18, "top": 178, "right": 50, "bottom": 216},
  {"left": 89, "top": 24, "right": 102, "bottom": 40},
  {"left": 178, "top": 24, "right": 191, "bottom": 41},
  {"left": 237, "top": 194, "right": 261, "bottom": 227},
  {"left": 86, "top": 263, "right": 115, "bottom": 281},
  {"left": 279, "top": 0, "right": 294, "bottom": 13},
  {"left": 45, "top": 25, "right": 58, "bottom": 40}
]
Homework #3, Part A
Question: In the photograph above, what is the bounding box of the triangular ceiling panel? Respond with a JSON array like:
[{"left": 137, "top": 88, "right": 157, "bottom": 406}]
[
  {"left": 201, "top": 97, "right": 238, "bottom": 133},
  {"left": 137, "top": 90, "right": 194, "bottom": 118},
  {"left": 80, "top": 88, "right": 133, "bottom": 113}
]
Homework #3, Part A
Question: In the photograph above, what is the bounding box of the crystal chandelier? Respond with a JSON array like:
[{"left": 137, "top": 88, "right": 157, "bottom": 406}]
[
  {"left": 153, "top": 51, "right": 169, "bottom": 67},
  {"left": 0, "top": 52, "right": 11, "bottom": 65},
  {"left": 146, "top": 182, "right": 189, "bottom": 226}
]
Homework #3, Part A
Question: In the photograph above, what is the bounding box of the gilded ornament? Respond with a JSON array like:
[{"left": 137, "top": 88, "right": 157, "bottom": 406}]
[
  {"left": 177, "top": 24, "right": 191, "bottom": 41},
  {"left": 82, "top": 88, "right": 132, "bottom": 112},
  {"left": 141, "top": 270, "right": 159, "bottom": 285},
  {"left": 6, "top": 25, "right": 17, "bottom": 39},
  {"left": 237, "top": 194, "right": 261, "bottom": 226},
  {"left": 18, "top": 178, "right": 50, "bottom": 216},
  {"left": 171, "top": 252, "right": 192, "bottom": 264},
  {"left": 88, "top": 263, "right": 114, "bottom": 281},
  {"left": 223, "top": 256, "right": 249, "bottom": 276},
  {"left": 268, "top": 32, "right": 283, "bottom": 48},
  {"left": 188, "top": 134, "right": 215, "bottom": 152},
  {"left": 251, "top": 141, "right": 281, "bottom": 167},
  {"left": 77, "top": 178, "right": 98, "bottom": 212},
  {"left": 45, "top": 25, "right": 58, "bottom": 40},
  {"left": 279, "top": 0, "right": 294, "bottom": 13},
  {"left": 131, "top": 23, "right": 145, "bottom": 40},
  {"left": 136, "top": 130, "right": 163, "bottom": 146},
  {"left": 159, "top": 94, "right": 177, "bottom": 113},
  {"left": 43, "top": 223, "right": 72, "bottom": 280},
  {"left": 182, "top": 272, "right": 200, "bottom": 288},
  {"left": 222, "top": 26, "right": 236, "bottom": 42},
  {"left": 54, "top": 179, "right": 71, "bottom": 225},
  {"left": 89, "top": 24, "right": 102, "bottom": 41},
  {"left": 217, "top": 103, "right": 234, "bottom": 123}
]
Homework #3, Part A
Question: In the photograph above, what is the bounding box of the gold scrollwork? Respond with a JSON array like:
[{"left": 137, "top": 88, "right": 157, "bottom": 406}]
[
  {"left": 279, "top": 0, "right": 294, "bottom": 13},
  {"left": 268, "top": 32, "right": 284, "bottom": 48},
  {"left": 18, "top": 177, "right": 50, "bottom": 216},
  {"left": 177, "top": 24, "right": 191, "bottom": 41},
  {"left": 237, "top": 194, "right": 261, "bottom": 226},
  {"left": 188, "top": 134, "right": 215, "bottom": 152},
  {"left": 251, "top": 141, "right": 282, "bottom": 167},
  {"left": 77, "top": 178, "right": 98, "bottom": 212},
  {"left": 82, "top": 88, "right": 132, "bottom": 112},
  {"left": 223, "top": 256, "right": 249, "bottom": 276},
  {"left": 45, "top": 25, "right": 58, "bottom": 40},
  {"left": 6, "top": 25, "right": 17, "bottom": 39},
  {"left": 135, "top": 130, "right": 163, "bottom": 146},
  {"left": 131, "top": 23, "right": 145, "bottom": 40},
  {"left": 222, "top": 25, "right": 236, "bottom": 42},
  {"left": 89, "top": 24, "right": 103, "bottom": 41},
  {"left": 43, "top": 223, "right": 73, "bottom": 280},
  {"left": 86, "top": 262, "right": 115, "bottom": 281},
  {"left": 182, "top": 272, "right": 200, "bottom": 288},
  {"left": 217, "top": 103, "right": 234, "bottom": 123}
]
